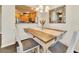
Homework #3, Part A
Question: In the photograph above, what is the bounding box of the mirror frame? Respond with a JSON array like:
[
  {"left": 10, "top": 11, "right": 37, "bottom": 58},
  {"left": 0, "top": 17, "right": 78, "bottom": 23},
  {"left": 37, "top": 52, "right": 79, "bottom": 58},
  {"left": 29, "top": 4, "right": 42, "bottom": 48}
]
[{"left": 49, "top": 5, "right": 66, "bottom": 23}]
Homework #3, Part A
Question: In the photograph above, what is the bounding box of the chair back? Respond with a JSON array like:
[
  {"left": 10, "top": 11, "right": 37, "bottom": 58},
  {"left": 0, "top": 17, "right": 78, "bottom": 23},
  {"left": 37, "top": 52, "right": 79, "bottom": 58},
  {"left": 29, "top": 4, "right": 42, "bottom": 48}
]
[{"left": 66, "top": 31, "right": 79, "bottom": 53}]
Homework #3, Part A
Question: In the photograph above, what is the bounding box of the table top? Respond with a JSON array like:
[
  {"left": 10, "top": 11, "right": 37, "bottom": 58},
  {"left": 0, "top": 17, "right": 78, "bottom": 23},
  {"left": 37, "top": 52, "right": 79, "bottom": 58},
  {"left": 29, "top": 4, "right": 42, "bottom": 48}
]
[
  {"left": 34, "top": 28, "right": 66, "bottom": 36},
  {"left": 24, "top": 28, "right": 66, "bottom": 43}
]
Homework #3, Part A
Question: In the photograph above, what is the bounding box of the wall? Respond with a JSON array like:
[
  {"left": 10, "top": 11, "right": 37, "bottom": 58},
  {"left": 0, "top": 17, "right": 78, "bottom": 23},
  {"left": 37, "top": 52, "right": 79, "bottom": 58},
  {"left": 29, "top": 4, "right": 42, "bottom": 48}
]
[{"left": 2, "top": 5, "right": 16, "bottom": 48}]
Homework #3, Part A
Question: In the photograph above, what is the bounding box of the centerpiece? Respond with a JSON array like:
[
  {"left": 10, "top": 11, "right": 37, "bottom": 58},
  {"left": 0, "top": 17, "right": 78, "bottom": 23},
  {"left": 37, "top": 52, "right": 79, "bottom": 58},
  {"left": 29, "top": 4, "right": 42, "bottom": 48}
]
[{"left": 40, "top": 17, "right": 46, "bottom": 30}]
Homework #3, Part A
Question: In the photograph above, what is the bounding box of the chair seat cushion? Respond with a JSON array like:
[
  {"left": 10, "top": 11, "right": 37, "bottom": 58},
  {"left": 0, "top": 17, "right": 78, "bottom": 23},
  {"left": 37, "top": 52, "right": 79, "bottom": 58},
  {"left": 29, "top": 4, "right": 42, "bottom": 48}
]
[
  {"left": 49, "top": 41, "right": 68, "bottom": 53},
  {"left": 21, "top": 38, "right": 39, "bottom": 51}
]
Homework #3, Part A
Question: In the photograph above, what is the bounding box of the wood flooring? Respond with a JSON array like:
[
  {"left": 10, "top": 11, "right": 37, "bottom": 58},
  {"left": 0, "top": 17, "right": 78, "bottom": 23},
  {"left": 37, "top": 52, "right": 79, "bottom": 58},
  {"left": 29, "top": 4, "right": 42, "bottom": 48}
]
[{"left": 0, "top": 34, "right": 17, "bottom": 53}]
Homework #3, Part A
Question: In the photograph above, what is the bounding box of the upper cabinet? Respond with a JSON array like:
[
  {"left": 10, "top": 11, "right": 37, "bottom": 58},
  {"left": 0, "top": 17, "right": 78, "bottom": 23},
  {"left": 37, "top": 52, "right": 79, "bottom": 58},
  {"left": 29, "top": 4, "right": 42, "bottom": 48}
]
[{"left": 49, "top": 5, "right": 66, "bottom": 23}]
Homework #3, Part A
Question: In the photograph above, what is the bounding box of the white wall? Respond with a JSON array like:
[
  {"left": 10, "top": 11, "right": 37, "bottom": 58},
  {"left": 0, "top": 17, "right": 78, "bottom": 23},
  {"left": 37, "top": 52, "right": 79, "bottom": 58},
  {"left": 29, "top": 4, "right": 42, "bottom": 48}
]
[{"left": 2, "top": 5, "right": 16, "bottom": 48}]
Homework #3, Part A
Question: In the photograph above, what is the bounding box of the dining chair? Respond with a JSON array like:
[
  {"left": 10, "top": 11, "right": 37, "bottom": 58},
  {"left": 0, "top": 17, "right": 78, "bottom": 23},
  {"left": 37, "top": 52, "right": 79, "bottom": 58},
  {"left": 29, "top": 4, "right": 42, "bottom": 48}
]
[
  {"left": 48, "top": 31, "right": 79, "bottom": 53},
  {"left": 15, "top": 25, "right": 40, "bottom": 53},
  {"left": 16, "top": 38, "right": 40, "bottom": 53}
]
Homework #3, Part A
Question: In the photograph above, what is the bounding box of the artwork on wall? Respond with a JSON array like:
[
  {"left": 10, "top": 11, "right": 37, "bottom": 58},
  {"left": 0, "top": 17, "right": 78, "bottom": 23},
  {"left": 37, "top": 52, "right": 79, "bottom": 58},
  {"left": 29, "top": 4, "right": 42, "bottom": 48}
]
[
  {"left": 49, "top": 5, "right": 66, "bottom": 23},
  {"left": 15, "top": 5, "right": 37, "bottom": 23}
]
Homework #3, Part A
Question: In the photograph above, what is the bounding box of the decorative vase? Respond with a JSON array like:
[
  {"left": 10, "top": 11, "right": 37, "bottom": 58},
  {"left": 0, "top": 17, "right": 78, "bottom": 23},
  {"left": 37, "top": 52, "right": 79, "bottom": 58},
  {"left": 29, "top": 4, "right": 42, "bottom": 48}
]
[{"left": 40, "top": 18, "right": 46, "bottom": 30}]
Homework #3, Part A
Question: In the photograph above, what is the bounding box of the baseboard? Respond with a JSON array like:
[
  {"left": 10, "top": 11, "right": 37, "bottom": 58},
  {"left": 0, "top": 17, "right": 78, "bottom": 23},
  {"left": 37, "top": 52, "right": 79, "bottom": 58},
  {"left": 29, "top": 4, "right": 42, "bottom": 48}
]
[{"left": 1, "top": 42, "right": 16, "bottom": 48}]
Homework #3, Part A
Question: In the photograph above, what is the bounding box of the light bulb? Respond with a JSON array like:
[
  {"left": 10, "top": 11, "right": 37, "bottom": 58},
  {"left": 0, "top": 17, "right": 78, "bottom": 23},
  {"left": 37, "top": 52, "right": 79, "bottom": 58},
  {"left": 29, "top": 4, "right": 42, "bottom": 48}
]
[
  {"left": 39, "top": 5, "right": 43, "bottom": 13},
  {"left": 35, "top": 7, "right": 39, "bottom": 11},
  {"left": 45, "top": 6, "right": 50, "bottom": 12},
  {"left": 39, "top": 5, "right": 43, "bottom": 10}
]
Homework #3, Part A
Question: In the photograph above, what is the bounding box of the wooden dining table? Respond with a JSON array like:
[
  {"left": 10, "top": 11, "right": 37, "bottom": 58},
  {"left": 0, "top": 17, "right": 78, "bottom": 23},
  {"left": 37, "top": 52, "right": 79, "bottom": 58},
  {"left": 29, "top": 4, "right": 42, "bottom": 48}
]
[{"left": 24, "top": 28, "right": 66, "bottom": 53}]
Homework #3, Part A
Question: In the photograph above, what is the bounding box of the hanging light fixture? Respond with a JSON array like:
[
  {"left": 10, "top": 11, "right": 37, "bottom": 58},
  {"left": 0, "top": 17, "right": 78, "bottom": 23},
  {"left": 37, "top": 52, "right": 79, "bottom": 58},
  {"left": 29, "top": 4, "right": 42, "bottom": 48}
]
[
  {"left": 45, "top": 6, "right": 50, "bottom": 12},
  {"left": 35, "top": 5, "right": 50, "bottom": 13}
]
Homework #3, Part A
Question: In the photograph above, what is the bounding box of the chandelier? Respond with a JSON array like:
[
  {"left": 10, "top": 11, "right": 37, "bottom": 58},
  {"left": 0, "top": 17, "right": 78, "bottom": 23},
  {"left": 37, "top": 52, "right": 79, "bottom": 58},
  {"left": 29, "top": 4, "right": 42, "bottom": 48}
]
[{"left": 35, "top": 5, "right": 50, "bottom": 13}]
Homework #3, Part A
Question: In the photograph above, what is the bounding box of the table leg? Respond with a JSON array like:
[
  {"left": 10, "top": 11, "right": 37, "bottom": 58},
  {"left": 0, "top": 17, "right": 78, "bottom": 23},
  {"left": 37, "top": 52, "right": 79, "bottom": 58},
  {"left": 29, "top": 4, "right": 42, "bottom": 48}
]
[{"left": 43, "top": 46, "right": 48, "bottom": 53}]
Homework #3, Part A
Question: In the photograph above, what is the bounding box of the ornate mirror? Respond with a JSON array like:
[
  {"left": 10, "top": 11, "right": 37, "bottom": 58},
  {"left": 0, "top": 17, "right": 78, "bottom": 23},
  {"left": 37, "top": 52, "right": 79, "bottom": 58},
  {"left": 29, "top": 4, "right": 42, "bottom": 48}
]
[{"left": 49, "top": 5, "right": 66, "bottom": 23}]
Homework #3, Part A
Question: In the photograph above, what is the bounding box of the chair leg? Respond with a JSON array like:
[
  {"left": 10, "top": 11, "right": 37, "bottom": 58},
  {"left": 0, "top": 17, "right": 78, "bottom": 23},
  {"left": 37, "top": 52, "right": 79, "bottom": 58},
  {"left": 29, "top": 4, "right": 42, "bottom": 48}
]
[
  {"left": 17, "top": 47, "right": 24, "bottom": 53},
  {"left": 31, "top": 49, "right": 35, "bottom": 53},
  {"left": 31, "top": 46, "right": 40, "bottom": 53},
  {"left": 37, "top": 45, "right": 40, "bottom": 53}
]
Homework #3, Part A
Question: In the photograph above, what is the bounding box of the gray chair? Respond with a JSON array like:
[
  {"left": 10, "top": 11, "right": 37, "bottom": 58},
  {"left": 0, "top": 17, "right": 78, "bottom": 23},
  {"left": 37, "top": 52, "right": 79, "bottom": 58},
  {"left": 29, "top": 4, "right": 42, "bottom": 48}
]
[
  {"left": 17, "top": 38, "right": 40, "bottom": 53},
  {"left": 48, "top": 31, "right": 79, "bottom": 53},
  {"left": 15, "top": 24, "right": 40, "bottom": 53}
]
